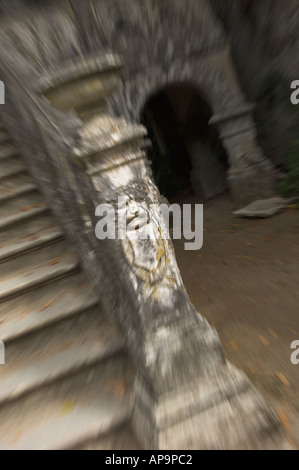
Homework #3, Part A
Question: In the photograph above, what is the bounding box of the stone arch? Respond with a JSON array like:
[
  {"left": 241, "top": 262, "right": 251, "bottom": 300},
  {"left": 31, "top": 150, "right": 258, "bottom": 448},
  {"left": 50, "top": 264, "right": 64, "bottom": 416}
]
[
  {"left": 138, "top": 80, "right": 229, "bottom": 200},
  {"left": 112, "top": 56, "right": 247, "bottom": 124}
]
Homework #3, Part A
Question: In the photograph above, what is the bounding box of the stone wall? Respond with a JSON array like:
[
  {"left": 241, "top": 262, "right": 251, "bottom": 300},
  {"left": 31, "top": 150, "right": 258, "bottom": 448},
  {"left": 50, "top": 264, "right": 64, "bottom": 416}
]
[
  {"left": 0, "top": 0, "right": 250, "bottom": 120},
  {"left": 3, "top": 1, "right": 297, "bottom": 169},
  {"left": 0, "top": 0, "right": 278, "bottom": 207}
]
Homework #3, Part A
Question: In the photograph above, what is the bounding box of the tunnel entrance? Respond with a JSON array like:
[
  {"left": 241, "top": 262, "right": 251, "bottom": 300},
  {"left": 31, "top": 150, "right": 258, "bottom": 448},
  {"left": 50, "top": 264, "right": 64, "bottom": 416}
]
[{"left": 141, "top": 84, "right": 229, "bottom": 201}]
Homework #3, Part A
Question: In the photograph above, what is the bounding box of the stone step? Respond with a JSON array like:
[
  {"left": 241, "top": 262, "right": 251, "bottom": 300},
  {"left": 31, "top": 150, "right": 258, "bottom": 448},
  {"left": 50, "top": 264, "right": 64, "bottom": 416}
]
[
  {"left": 0, "top": 130, "right": 11, "bottom": 145},
  {"left": 0, "top": 155, "right": 26, "bottom": 180},
  {"left": 74, "top": 425, "right": 141, "bottom": 450},
  {"left": 0, "top": 355, "right": 133, "bottom": 450},
  {"left": 0, "top": 173, "right": 36, "bottom": 203},
  {"left": 0, "top": 124, "right": 136, "bottom": 451},
  {"left": 0, "top": 214, "right": 64, "bottom": 262},
  {"left": 0, "top": 240, "right": 79, "bottom": 302},
  {"left": 0, "top": 307, "right": 124, "bottom": 405},
  {"left": 0, "top": 191, "right": 48, "bottom": 230},
  {"left": 0, "top": 144, "right": 18, "bottom": 161},
  {"left": 0, "top": 182, "right": 36, "bottom": 204},
  {"left": 0, "top": 272, "right": 99, "bottom": 343}
]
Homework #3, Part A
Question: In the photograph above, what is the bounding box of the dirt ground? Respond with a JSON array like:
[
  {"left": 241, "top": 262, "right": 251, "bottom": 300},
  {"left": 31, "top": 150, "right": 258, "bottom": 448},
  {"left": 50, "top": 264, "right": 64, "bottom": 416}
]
[{"left": 172, "top": 191, "right": 299, "bottom": 449}]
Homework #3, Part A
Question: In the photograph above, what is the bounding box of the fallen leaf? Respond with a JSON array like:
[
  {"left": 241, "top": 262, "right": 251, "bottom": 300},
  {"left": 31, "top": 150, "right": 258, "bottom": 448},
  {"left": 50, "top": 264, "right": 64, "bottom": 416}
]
[
  {"left": 229, "top": 339, "right": 239, "bottom": 351},
  {"left": 259, "top": 335, "right": 270, "bottom": 347},
  {"left": 60, "top": 400, "right": 76, "bottom": 415},
  {"left": 288, "top": 327, "right": 298, "bottom": 335},
  {"left": 274, "top": 372, "right": 290, "bottom": 387},
  {"left": 38, "top": 299, "right": 54, "bottom": 312},
  {"left": 59, "top": 340, "right": 72, "bottom": 351},
  {"left": 246, "top": 362, "right": 255, "bottom": 375},
  {"left": 15, "top": 309, "right": 28, "bottom": 321},
  {"left": 105, "top": 380, "right": 125, "bottom": 398},
  {"left": 11, "top": 429, "right": 23, "bottom": 444},
  {"left": 48, "top": 260, "right": 60, "bottom": 266},
  {"left": 276, "top": 410, "right": 290, "bottom": 431},
  {"left": 268, "top": 328, "right": 277, "bottom": 339}
]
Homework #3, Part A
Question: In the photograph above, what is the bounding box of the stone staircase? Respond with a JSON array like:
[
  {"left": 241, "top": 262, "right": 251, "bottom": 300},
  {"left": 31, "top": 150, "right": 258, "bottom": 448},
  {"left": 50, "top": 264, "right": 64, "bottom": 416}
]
[{"left": 0, "top": 124, "right": 139, "bottom": 449}]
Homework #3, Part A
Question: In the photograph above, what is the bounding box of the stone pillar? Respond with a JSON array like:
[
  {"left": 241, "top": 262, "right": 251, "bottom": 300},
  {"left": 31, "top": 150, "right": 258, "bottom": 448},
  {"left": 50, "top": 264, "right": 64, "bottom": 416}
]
[
  {"left": 188, "top": 140, "right": 227, "bottom": 200},
  {"left": 210, "top": 104, "right": 275, "bottom": 208},
  {"left": 38, "top": 55, "right": 287, "bottom": 449}
]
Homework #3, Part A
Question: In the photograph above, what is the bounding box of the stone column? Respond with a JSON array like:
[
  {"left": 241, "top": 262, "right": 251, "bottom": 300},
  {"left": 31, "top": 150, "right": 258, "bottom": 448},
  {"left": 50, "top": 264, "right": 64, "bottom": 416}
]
[
  {"left": 210, "top": 104, "right": 275, "bottom": 208},
  {"left": 38, "top": 55, "right": 286, "bottom": 449}
]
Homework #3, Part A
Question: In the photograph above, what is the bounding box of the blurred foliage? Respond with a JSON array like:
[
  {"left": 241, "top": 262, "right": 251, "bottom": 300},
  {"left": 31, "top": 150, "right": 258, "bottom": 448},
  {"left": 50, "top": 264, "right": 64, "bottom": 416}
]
[
  {"left": 256, "top": 72, "right": 295, "bottom": 125},
  {"left": 257, "top": 73, "right": 299, "bottom": 203},
  {"left": 278, "top": 141, "right": 299, "bottom": 201}
]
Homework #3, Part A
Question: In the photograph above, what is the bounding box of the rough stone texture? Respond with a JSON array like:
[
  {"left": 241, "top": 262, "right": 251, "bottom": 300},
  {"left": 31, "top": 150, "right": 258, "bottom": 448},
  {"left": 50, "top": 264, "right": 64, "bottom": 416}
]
[
  {"left": 233, "top": 196, "right": 295, "bottom": 218},
  {"left": 210, "top": 104, "right": 276, "bottom": 207},
  {"left": 133, "top": 362, "right": 289, "bottom": 449},
  {"left": 71, "top": 61, "right": 288, "bottom": 449}
]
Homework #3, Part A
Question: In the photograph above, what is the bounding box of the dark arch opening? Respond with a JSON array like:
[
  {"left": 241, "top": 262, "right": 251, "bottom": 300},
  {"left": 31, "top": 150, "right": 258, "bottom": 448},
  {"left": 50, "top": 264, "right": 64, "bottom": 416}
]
[{"left": 141, "top": 83, "right": 229, "bottom": 201}]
